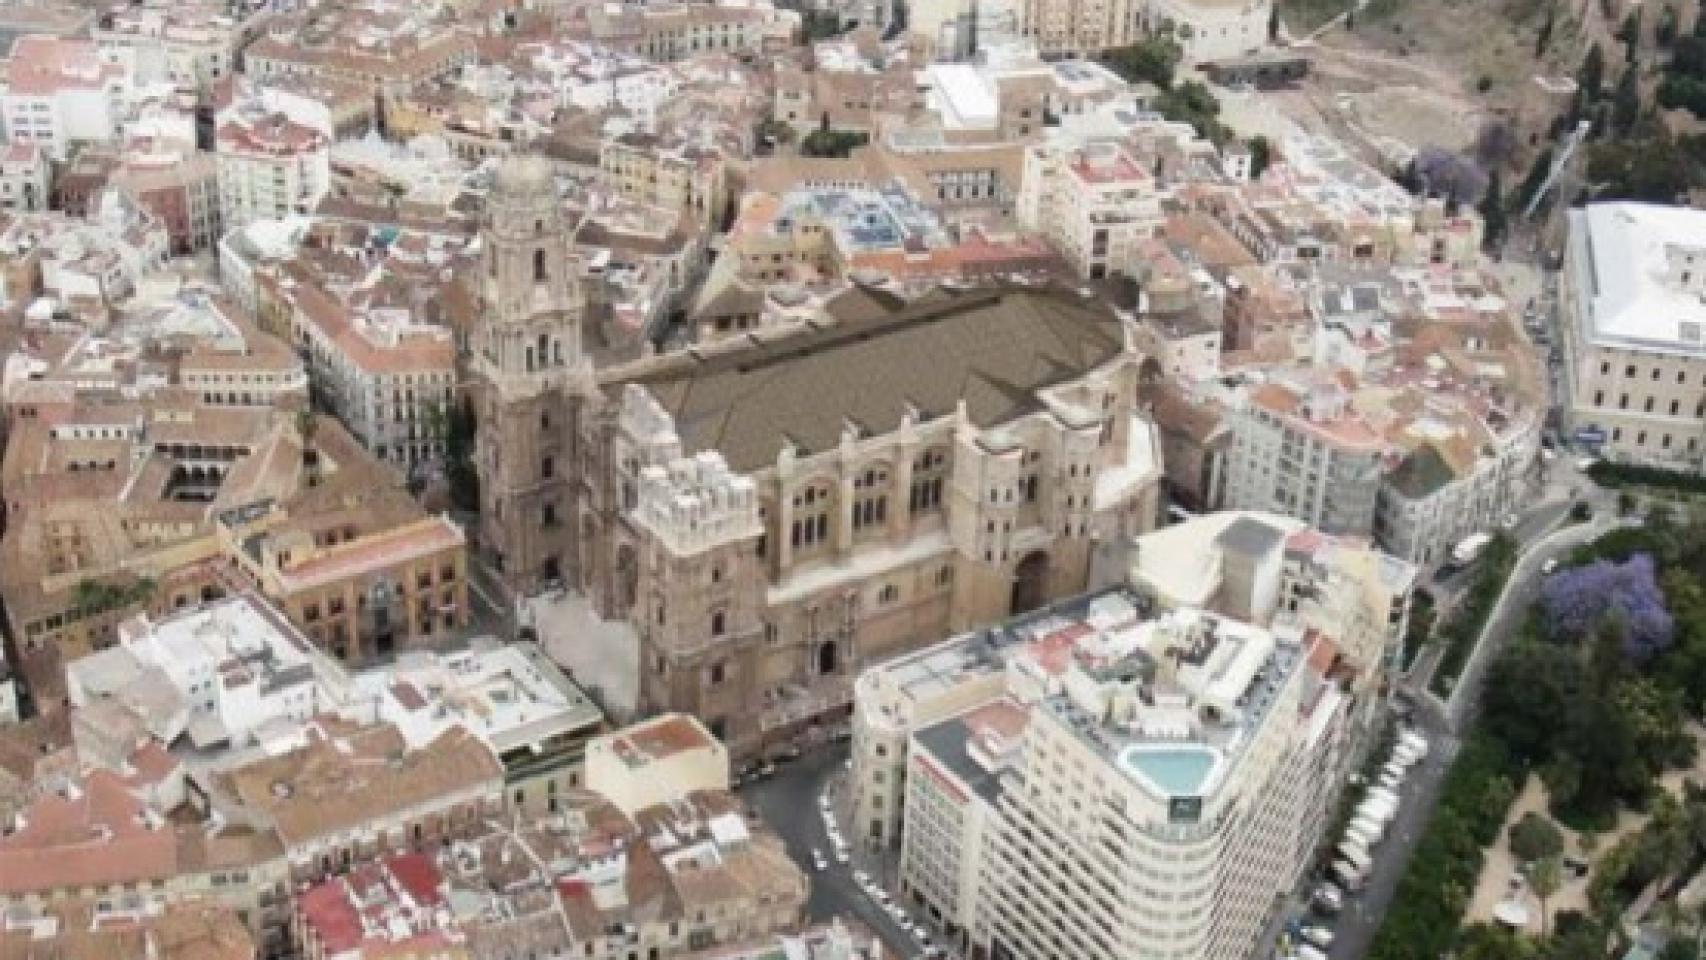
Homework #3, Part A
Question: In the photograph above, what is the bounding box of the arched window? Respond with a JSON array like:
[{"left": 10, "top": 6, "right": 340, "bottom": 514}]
[
  {"left": 909, "top": 447, "right": 948, "bottom": 513},
  {"left": 852, "top": 464, "right": 889, "bottom": 536},
  {"left": 790, "top": 479, "right": 834, "bottom": 557}
]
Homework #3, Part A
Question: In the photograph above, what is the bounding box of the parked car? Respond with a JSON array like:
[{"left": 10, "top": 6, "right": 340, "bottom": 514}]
[
  {"left": 811, "top": 849, "right": 826, "bottom": 871},
  {"left": 1301, "top": 925, "right": 1334, "bottom": 950}
]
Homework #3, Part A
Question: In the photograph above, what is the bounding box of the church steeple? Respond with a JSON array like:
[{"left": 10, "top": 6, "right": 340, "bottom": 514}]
[
  {"left": 476, "top": 154, "right": 583, "bottom": 381},
  {"left": 469, "top": 154, "right": 589, "bottom": 598}
]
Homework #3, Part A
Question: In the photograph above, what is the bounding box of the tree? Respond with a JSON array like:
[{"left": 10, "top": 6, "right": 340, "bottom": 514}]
[
  {"left": 1580, "top": 42, "right": 1607, "bottom": 100},
  {"left": 800, "top": 128, "right": 868, "bottom": 158},
  {"left": 1479, "top": 168, "right": 1508, "bottom": 249},
  {"left": 1613, "top": 67, "right": 1644, "bottom": 134},
  {"left": 1532, "top": 855, "right": 1564, "bottom": 937},
  {"left": 1541, "top": 553, "right": 1675, "bottom": 660},
  {"left": 444, "top": 393, "right": 480, "bottom": 512},
  {"left": 1411, "top": 146, "right": 1489, "bottom": 203},
  {"left": 1660, "top": 4, "right": 1680, "bottom": 46},
  {"left": 1247, "top": 135, "right": 1272, "bottom": 179},
  {"left": 1098, "top": 36, "right": 1182, "bottom": 88},
  {"left": 1585, "top": 135, "right": 1699, "bottom": 202},
  {"left": 1474, "top": 121, "right": 1519, "bottom": 169},
  {"left": 1510, "top": 811, "right": 1566, "bottom": 862},
  {"left": 1154, "top": 80, "right": 1231, "bottom": 144},
  {"left": 1621, "top": 9, "right": 1643, "bottom": 63}
]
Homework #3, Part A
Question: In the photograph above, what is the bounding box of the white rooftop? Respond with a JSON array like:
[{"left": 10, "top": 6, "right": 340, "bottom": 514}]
[
  {"left": 923, "top": 63, "right": 998, "bottom": 130},
  {"left": 358, "top": 639, "right": 603, "bottom": 753},
  {"left": 1570, "top": 202, "right": 1706, "bottom": 356}
]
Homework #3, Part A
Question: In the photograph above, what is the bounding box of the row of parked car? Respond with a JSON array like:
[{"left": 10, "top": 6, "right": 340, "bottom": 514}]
[
  {"left": 814, "top": 789, "right": 949, "bottom": 959},
  {"left": 1293, "top": 727, "right": 1432, "bottom": 956}
]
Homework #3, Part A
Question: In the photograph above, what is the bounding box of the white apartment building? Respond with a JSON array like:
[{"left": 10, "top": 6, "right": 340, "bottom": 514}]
[
  {"left": 289, "top": 286, "right": 456, "bottom": 469},
  {"left": 2, "top": 35, "right": 130, "bottom": 160},
  {"left": 1142, "top": 0, "right": 1272, "bottom": 63},
  {"left": 1018, "top": 140, "right": 1165, "bottom": 280},
  {"left": 65, "top": 593, "right": 354, "bottom": 750},
  {"left": 66, "top": 590, "right": 606, "bottom": 816},
  {"left": 214, "top": 99, "right": 330, "bottom": 231},
  {"left": 1560, "top": 202, "right": 1706, "bottom": 470},
  {"left": 0, "top": 143, "right": 49, "bottom": 211},
  {"left": 1222, "top": 378, "right": 1384, "bottom": 538},
  {"left": 94, "top": 2, "right": 245, "bottom": 90},
  {"left": 216, "top": 214, "right": 311, "bottom": 316},
  {"left": 1130, "top": 510, "right": 1414, "bottom": 724},
  {"left": 1374, "top": 420, "right": 1539, "bottom": 568}
]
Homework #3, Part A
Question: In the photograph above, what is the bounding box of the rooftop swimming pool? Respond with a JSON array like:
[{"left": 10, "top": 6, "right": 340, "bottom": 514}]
[{"left": 1120, "top": 744, "right": 1221, "bottom": 799}]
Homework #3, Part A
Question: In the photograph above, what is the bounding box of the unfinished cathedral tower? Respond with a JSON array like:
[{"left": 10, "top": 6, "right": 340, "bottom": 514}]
[{"left": 471, "top": 154, "right": 590, "bottom": 597}]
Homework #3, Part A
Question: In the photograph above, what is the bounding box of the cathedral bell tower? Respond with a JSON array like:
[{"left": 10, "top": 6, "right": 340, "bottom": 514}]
[{"left": 471, "top": 154, "right": 590, "bottom": 598}]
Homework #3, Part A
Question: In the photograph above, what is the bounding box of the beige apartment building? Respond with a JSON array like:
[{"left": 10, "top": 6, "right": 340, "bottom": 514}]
[
  {"left": 219, "top": 505, "right": 471, "bottom": 664},
  {"left": 855, "top": 586, "right": 1344, "bottom": 960},
  {"left": 1560, "top": 202, "right": 1706, "bottom": 468},
  {"left": 1019, "top": 0, "right": 1138, "bottom": 57},
  {"left": 852, "top": 510, "right": 1412, "bottom": 855},
  {"left": 599, "top": 132, "right": 729, "bottom": 230},
  {"left": 1017, "top": 140, "right": 1166, "bottom": 280}
]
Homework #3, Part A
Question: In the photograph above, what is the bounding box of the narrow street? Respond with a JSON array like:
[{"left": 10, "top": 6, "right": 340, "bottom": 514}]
[{"left": 740, "top": 744, "right": 935, "bottom": 958}]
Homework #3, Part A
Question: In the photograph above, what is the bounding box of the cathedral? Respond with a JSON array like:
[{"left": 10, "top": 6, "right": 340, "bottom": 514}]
[{"left": 470, "top": 154, "right": 1165, "bottom": 756}]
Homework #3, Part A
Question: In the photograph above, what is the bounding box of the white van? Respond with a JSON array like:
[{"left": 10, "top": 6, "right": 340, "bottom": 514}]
[
  {"left": 1392, "top": 742, "right": 1424, "bottom": 765},
  {"left": 1357, "top": 798, "right": 1397, "bottom": 823},
  {"left": 1348, "top": 817, "right": 1385, "bottom": 844}
]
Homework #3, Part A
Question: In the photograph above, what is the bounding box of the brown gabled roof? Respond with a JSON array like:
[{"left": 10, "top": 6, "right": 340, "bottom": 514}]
[{"left": 614, "top": 285, "right": 1127, "bottom": 472}]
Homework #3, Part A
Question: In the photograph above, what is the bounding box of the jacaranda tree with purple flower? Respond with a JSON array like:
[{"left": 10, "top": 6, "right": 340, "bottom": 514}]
[{"left": 1540, "top": 553, "right": 1675, "bottom": 660}]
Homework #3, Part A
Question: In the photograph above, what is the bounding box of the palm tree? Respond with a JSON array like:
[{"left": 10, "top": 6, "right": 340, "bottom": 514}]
[{"left": 1532, "top": 855, "right": 1564, "bottom": 937}]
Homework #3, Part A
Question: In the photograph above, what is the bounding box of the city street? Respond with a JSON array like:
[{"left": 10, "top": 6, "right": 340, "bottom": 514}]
[
  {"left": 740, "top": 744, "right": 931, "bottom": 958},
  {"left": 1322, "top": 706, "right": 1458, "bottom": 960}
]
